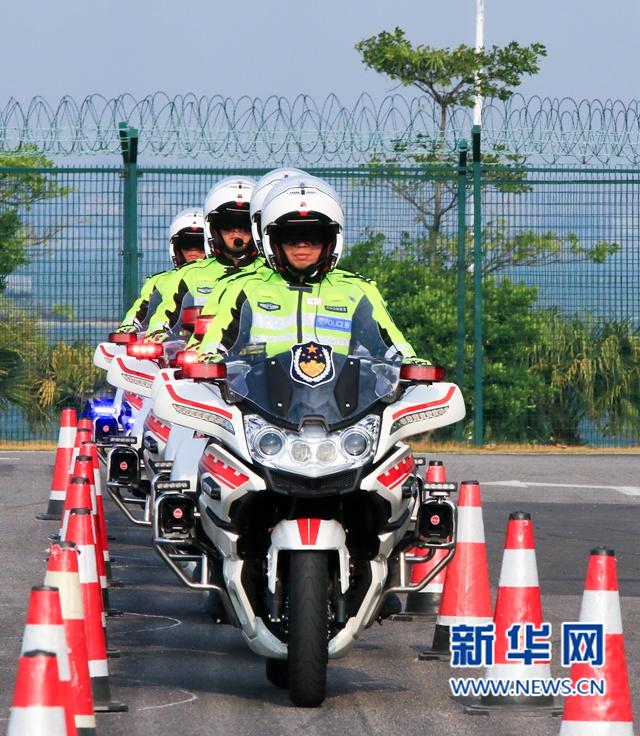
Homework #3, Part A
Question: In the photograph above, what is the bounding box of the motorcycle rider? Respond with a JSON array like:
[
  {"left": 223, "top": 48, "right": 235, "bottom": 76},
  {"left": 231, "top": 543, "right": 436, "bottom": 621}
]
[
  {"left": 184, "top": 167, "right": 307, "bottom": 350},
  {"left": 116, "top": 208, "right": 205, "bottom": 333},
  {"left": 195, "top": 175, "right": 422, "bottom": 619},
  {"left": 197, "top": 174, "right": 418, "bottom": 364},
  {"left": 144, "top": 177, "right": 258, "bottom": 342}
]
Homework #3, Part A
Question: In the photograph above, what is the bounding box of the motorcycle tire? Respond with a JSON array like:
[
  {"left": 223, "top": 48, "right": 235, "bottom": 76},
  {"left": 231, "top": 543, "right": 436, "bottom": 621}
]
[
  {"left": 265, "top": 658, "right": 289, "bottom": 689},
  {"left": 287, "top": 551, "right": 329, "bottom": 708}
]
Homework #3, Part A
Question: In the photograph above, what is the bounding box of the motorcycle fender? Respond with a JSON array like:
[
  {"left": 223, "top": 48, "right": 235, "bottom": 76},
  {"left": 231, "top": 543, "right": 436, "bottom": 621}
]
[
  {"left": 106, "top": 355, "right": 158, "bottom": 398},
  {"left": 374, "top": 382, "right": 465, "bottom": 462},
  {"left": 223, "top": 559, "right": 287, "bottom": 658},
  {"left": 164, "top": 423, "right": 195, "bottom": 462},
  {"left": 267, "top": 519, "right": 350, "bottom": 595},
  {"left": 153, "top": 377, "right": 251, "bottom": 462},
  {"left": 328, "top": 558, "right": 388, "bottom": 658},
  {"left": 129, "top": 396, "right": 153, "bottom": 438},
  {"left": 93, "top": 342, "right": 124, "bottom": 371},
  {"left": 361, "top": 443, "right": 416, "bottom": 526},
  {"left": 170, "top": 435, "right": 208, "bottom": 490}
]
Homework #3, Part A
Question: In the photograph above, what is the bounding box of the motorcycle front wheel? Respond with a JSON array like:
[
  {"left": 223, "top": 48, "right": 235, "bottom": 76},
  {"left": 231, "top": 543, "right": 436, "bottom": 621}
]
[{"left": 287, "top": 551, "right": 329, "bottom": 707}]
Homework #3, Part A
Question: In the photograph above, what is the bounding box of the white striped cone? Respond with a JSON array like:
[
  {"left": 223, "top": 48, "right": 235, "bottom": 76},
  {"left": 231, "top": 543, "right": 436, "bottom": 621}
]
[
  {"left": 560, "top": 547, "right": 635, "bottom": 735},
  {"left": 7, "top": 651, "right": 67, "bottom": 736},
  {"left": 37, "top": 409, "right": 77, "bottom": 521},
  {"left": 65, "top": 509, "right": 127, "bottom": 713},
  {"left": 44, "top": 543, "right": 96, "bottom": 736},
  {"left": 20, "top": 586, "right": 78, "bottom": 736},
  {"left": 480, "top": 511, "right": 555, "bottom": 710},
  {"left": 420, "top": 481, "right": 492, "bottom": 659}
]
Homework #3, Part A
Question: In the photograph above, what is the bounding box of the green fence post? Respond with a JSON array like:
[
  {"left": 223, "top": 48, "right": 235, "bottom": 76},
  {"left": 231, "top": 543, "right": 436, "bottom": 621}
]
[
  {"left": 455, "top": 140, "right": 468, "bottom": 443},
  {"left": 472, "top": 125, "right": 483, "bottom": 446},
  {"left": 119, "top": 122, "right": 139, "bottom": 314}
]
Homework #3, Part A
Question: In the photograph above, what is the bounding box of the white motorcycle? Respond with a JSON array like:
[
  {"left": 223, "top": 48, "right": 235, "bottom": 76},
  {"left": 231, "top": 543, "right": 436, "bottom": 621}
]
[{"left": 150, "top": 337, "right": 465, "bottom": 707}]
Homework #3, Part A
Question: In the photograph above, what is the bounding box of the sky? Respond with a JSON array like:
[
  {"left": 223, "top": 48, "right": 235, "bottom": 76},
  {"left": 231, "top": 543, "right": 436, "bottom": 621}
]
[{"left": 2, "top": 0, "right": 639, "bottom": 104}]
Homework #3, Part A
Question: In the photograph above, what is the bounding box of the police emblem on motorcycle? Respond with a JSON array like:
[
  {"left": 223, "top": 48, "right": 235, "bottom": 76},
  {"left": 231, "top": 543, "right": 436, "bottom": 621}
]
[{"left": 290, "top": 341, "right": 334, "bottom": 386}]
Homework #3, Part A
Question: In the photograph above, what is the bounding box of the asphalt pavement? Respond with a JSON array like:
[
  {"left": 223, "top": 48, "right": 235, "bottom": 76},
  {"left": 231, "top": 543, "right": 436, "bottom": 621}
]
[{"left": 0, "top": 451, "right": 638, "bottom": 736}]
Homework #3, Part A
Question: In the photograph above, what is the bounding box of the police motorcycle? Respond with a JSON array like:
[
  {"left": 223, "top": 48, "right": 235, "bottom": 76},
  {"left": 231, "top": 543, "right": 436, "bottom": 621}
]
[
  {"left": 149, "top": 333, "right": 465, "bottom": 707},
  {"left": 91, "top": 308, "right": 202, "bottom": 527}
]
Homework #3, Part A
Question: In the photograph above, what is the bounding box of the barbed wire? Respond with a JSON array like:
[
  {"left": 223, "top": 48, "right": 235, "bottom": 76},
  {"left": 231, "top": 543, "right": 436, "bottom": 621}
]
[{"left": 2, "top": 93, "right": 640, "bottom": 164}]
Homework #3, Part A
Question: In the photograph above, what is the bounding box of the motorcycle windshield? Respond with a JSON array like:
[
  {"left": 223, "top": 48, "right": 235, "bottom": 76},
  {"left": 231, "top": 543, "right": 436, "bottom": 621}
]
[{"left": 224, "top": 348, "right": 401, "bottom": 429}]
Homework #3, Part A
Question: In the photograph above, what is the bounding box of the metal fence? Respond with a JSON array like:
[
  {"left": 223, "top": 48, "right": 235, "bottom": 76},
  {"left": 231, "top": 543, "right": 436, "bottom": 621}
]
[{"left": 1, "top": 149, "right": 639, "bottom": 446}]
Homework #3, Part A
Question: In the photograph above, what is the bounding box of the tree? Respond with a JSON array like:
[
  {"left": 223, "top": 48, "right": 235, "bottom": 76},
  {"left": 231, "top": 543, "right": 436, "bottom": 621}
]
[
  {"left": 355, "top": 30, "right": 618, "bottom": 272},
  {"left": 0, "top": 145, "right": 69, "bottom": 291},
  {"left": 341, "top": 235, "right": 640, "bottom": 444}
]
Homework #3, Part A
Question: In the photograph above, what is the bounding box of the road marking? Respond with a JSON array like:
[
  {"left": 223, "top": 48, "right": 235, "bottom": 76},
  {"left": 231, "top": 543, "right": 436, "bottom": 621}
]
[
  {"left": 116, "top": 611, "right": 183, "bottom": 633},
  {"left": 483, "top": 480, "right": 640, "bottom": 497},
  {"left": 138, "top": 690, "right": 198, "bottom": 711}
]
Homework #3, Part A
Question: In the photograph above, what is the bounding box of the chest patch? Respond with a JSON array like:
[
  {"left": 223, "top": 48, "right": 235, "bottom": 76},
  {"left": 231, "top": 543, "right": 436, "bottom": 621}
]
[
  {"left": 290, "top": 341, "right": 335, "bottom": 387},
  {"left": 315, "top": 314, "right": 352, "bottom": 333},
  {"left": 257, "top": 301, "right": 281, "bottom": 311}
]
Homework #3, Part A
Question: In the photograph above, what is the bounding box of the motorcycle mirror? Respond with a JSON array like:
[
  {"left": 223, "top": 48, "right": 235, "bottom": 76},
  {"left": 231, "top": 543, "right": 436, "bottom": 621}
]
[
  {"left": 108, "top": 332, "right": 138, "bottom": 345},
  {"left": 399, "top": 364, "right": 444, "bottom": 382}
]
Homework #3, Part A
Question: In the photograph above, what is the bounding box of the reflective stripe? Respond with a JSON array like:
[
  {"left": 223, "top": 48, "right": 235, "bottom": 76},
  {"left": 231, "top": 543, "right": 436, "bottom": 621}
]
[
  {"left": 579, "top": 590, "right": 623, "bottom": 634},
  {"left": 457, "top": 507, "right": 486, "bottom": 543},
  {"left": 7, "top": 707, "right": 67, "bottom": 736},
  {"left": 76, "top": 544, "right": 98, "bottom": 584},
  {"left": 88, "top": 659, "right": 108, "bottom": 677},
  {"left": 252, "top": 312, "right": 312, "bottom": 331},
  {"left": 75, "top": 714, "right": 97, "bottom": 728},
  {"left": 497, "top": 549, "right": 539, "bottom": 587},
  {"left": 21, "top": 624, "right": 71, "bottom": 680},
  {"left": 49, "top": 490, "right": 66, "bottom": 501},
  {"left": 437, "top": 615, "right": 493, "bottom": 626},
  {"left": 58, "top": 427, "right": 76, "bottom": 447},
  {"left": 43, "top": 571, "right": 84, "bottom": 619},
  {"left": 560, "top": 722, "right": 634, "bottom": 736}
]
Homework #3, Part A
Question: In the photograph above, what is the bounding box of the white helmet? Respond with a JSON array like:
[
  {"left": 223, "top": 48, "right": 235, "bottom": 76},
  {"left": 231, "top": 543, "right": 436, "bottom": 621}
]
[
  {"left": 250, "top": 168, "right": 306, "bottom": 250},
  {"left": 261, "top": 175, "right": 344, "bottom": 276},
  {"left": 168, "top": 207, "right": 205, "bottom": 267},
  {"left": 203, "top": 176, "right": 255, "bottom": 261}
]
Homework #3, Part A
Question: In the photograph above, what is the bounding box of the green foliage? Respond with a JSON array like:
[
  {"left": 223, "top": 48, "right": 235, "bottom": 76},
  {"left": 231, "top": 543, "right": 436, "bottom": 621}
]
[
  {"left": 356, "top": 29, "right": 546, "bottom": 109},
  {"left": 341, "top": 235, "right": 639, "bottom": 444},
  {"left": 530, "top": 314, "right": 640, "bottom": 442},
  {"left": 0, "top": 298, "right": 104, "bottom": 426},
  {"left": 0, "top": 145, "right": 70, "bottom": 291}
]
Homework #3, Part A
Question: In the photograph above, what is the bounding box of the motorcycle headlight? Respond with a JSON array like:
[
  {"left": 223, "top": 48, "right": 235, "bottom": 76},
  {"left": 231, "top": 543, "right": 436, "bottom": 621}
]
[
  {"left": 341, "top": 429, "right": 370, "bottom": 458},
  {"left": 244, "top": 414, "right": 381, "bottom": 477},
  {"left": 317, "top": 441, "right": 337, "bottom": 464},
  {"left": 255, "top": 428, "right": 285, "bottom": 457},
  {"left": 290, "top": 441, "right": 312, "bottom": 463}
]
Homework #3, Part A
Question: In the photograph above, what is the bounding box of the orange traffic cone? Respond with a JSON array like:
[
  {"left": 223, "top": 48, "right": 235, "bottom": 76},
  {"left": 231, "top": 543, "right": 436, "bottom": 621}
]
[
  {"left": 64, "top": 455, "right": 114, "bottom": 615},
  {"left": 467, "top": 511, "right": 557, "bottom": 713},
  {"left": 44, "top": 542, "right": 96, "bottom": 736},
  {"left": 65, "top": 509, "right": 127, "bottom": 713},
  {"left": 37, "top": 408, "right": 77, "bottom": 521},
  {"left": 83, "top": 441, "right": 112, "bottom": 580},
  {"left": 7, "top": 650, "right": 68, "bottom": 736},
  {"left": 560, "top": 547, "right": 635, "bottom": 735},
  {"left": 420, "top": 480, "right": 493, "bottom": 660},
  {"left": 20, "top": 586, "right": 78, "bottom": 736},
  {"left": 60, "top": 476, "right": 93, "bottom": 543},
  {"left": 405, "top": 460, "right": 449, "bottom": 616}
]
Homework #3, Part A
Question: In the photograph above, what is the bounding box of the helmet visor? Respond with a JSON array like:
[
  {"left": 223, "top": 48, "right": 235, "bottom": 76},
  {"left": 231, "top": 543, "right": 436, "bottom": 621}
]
[{"left": 270, "top": 224, "right": 335, "bottom": 247}]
